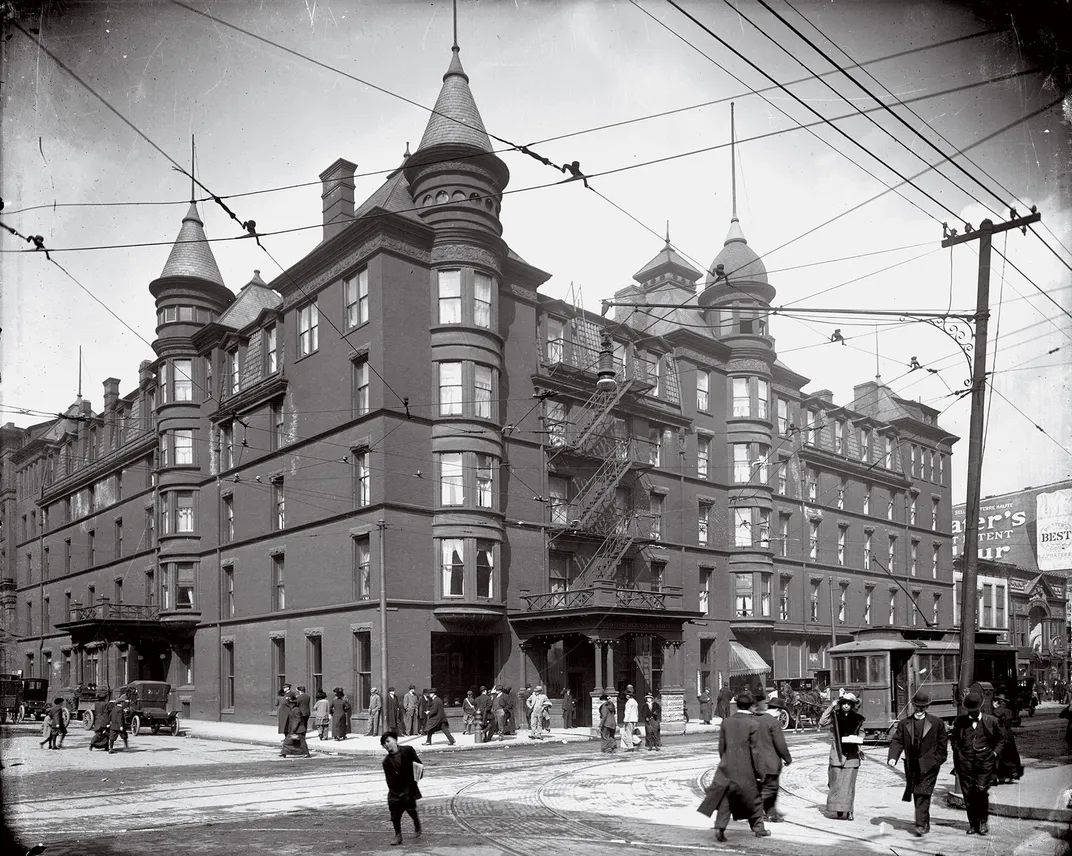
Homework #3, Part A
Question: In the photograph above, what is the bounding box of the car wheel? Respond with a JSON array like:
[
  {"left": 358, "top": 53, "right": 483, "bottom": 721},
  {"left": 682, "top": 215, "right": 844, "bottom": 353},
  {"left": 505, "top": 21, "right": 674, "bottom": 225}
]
[
  {"left": 129, "top": 715, "right": 141, "bottom": 737},
  {"left": 41, "top": 719, "right": 51, "bottom": 740},
  {"left": 777, "top": 709, "right": 790, "bottom": 730},
  {"left": 82, "top": 710, "right": 94, "bottom": 730},
  {"left": 170, "top": 718, "right": 180, "bottom": 737},
  {"left": 60, "top": 707, "right": 71, "bottom": 728}
]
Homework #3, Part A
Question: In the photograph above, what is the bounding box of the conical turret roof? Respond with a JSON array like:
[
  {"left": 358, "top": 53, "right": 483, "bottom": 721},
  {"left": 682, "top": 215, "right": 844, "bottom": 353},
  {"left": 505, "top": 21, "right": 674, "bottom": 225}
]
[
  {"left": 704, "top": 216, "right": 768, "bottom": 287},
  {"left": 159, "top": 202, "right": 225, "bottom": 286},
  {"left": 416, "top": 47, "right": 493, "bottom": 153}
]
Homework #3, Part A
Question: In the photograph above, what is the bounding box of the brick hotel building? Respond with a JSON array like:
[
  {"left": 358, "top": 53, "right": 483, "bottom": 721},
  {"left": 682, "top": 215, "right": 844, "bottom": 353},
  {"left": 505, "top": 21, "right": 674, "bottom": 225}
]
[{"left": 0, "top": 45, "right": 959, "bottom": 728}]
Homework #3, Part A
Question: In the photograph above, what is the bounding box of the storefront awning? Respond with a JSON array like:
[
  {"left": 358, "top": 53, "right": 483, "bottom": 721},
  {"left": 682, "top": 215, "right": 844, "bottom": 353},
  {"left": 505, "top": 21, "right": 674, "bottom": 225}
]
[{"left": 729, "top": 641, "right": 771, "bottom": 677}]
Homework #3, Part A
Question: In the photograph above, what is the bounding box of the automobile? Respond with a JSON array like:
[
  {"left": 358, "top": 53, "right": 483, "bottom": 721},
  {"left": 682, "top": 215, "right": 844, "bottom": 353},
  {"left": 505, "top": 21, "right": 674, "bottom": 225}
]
[
  {"left": 1015, "top": 677, "right": 1038, "bottom": 719},
  {"left": 112, "top": 681, "right": 180, "bottom": 736},
  {"left": 0, "top": 673, "right": 23, "bottom": 723},
  {"left": 57, "top": 683, "right": 111, "bottom": 729},
  {"left": 21, "top": 678, "right": 50, "bottom": 721}
]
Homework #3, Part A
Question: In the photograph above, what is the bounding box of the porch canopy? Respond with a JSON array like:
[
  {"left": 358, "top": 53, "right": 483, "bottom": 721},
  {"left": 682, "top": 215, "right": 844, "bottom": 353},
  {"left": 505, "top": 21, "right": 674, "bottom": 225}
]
[{"left": 729, "top": 641, "right": 771, "bottom": 677}]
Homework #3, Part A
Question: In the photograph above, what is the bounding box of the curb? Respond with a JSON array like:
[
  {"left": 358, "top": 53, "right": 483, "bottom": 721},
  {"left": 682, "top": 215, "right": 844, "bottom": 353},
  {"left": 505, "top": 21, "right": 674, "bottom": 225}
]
[{"left": 943, "top": 787, "right": 1072, "bottom": 824}]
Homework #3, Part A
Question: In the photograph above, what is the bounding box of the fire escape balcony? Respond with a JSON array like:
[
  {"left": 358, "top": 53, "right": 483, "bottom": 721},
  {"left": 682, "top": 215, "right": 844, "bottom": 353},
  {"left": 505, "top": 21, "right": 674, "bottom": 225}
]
[
  {"left": 55, "top": 598, "right": 200, "bottom": 646},
  {"left": 511, "top": 578, "right": 701, "bottom": 640}
]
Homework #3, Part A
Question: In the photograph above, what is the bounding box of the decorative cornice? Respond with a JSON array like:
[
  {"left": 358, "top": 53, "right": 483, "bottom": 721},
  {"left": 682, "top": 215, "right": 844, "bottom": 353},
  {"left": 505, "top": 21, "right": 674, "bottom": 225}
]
[{"left": 430, "top": 243, "right": 502, "bottom": 271}]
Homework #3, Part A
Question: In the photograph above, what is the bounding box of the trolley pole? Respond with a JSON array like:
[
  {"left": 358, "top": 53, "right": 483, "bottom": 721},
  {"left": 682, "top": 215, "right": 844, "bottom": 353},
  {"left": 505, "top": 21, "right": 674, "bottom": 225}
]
[
  {"left": 377, "top": 519, "right": 389, "bottom": 706},
  {"left": 942, "top": 211, "right": 1040, "bottom": 700}
]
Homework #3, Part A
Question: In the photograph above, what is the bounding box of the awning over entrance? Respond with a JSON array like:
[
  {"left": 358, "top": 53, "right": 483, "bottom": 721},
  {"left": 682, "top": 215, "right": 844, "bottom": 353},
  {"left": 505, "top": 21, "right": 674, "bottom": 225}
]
[{"left": 729, "top": 641, "right": 771, "bottom": 677}]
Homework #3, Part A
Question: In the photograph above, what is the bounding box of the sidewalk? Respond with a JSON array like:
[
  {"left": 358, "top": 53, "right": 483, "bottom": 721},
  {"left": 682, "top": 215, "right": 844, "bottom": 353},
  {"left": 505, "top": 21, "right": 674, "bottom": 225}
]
[
  {"left": 943, "top": 757, "right": 1072, "bottom": 823},
  {"left": 180, "top": 717, "right": 723, "bottom": 754}
]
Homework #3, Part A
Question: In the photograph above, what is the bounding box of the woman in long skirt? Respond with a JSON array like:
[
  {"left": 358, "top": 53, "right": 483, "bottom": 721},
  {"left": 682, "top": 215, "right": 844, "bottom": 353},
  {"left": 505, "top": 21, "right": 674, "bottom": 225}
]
[
  {"left": 330, "top": 687, "right": 352, "bottom": 741},
  {"left": 818, "top": 693, "right": 865, "bottom": 820},
  {"left": 598, "top": 694, "right": 617, "bottom": 752}
]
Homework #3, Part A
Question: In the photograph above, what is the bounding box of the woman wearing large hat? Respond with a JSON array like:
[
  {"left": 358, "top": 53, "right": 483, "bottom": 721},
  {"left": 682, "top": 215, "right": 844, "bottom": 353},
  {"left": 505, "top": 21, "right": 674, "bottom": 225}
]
[{"left": 818, "top": 692, "right": 866, "bottom": 820}]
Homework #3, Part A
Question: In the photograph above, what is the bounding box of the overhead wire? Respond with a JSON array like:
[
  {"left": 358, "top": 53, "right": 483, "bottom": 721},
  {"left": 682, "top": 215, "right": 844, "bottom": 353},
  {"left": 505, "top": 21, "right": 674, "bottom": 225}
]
[
  {"left": 654, "top": 0, "right": 964, "bottom": 226},
  {"left": 2, "top": 64, "right": 1038, "bottom": 220}
]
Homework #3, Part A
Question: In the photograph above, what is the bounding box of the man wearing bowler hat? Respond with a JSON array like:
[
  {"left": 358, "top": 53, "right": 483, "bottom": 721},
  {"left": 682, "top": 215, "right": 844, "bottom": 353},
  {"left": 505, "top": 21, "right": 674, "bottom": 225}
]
[
  {"left": 950, "top": 690, "right": 1006, "bottom": 836},
  {"left": 753, "top": 695, "right": 793, "bottom": 823},
  {"left": 887, "top": 689, "right": 948, "bottom": 836}
]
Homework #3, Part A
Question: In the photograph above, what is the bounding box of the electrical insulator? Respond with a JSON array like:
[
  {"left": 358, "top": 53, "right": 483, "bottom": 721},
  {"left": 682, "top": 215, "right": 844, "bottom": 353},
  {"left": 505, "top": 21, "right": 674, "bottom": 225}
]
[{"left": 596, "top": 332, "right": 617, "bottom": 391}]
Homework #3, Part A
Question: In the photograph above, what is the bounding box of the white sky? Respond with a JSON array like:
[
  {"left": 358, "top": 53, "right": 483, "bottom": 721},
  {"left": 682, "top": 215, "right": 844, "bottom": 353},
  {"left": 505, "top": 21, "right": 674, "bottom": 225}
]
[{"left": 2, "top": 0, "right": 1070, "bottom": 500}]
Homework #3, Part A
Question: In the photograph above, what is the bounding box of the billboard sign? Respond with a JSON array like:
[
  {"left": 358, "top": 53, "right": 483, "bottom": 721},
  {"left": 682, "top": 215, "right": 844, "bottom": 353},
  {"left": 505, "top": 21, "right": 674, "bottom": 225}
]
[{"left": 952, "top": 482, "right": 1072, "bottom": 573}]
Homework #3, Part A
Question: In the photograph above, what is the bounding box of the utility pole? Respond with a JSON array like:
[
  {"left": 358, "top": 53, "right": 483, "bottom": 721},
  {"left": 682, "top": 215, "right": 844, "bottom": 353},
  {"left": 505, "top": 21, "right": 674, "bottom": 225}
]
[
  {"left": 377, "top": 519, "right": 389, "bottom": 704},
  {"left": 943, "top": 211, "right": 1040, "bottom": 699}
]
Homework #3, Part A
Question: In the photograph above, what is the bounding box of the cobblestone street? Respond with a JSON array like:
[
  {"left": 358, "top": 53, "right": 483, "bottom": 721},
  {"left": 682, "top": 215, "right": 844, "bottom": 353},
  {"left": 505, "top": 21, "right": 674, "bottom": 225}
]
[{"left": 4, "top": 717, "right": 1069, "bottom": 855}]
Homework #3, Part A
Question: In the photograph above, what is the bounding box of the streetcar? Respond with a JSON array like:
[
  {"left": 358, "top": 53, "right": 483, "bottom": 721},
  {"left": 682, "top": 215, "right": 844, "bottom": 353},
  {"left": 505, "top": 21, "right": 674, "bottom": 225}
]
[{"left": 827, "top": 627, "right": 1017, "bottom": 741}]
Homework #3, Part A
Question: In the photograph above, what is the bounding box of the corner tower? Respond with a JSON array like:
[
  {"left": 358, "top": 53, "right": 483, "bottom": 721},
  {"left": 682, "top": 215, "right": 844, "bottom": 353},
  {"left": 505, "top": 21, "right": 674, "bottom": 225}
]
[
  {"left": 697, "top": 107, "right": 778, "bottom": 639},
  {"left": 405, "top": 42, "right": 510, "bottom": 622},
  {"left": 148, "top": 202, "right": 232, "bottom": 630}
]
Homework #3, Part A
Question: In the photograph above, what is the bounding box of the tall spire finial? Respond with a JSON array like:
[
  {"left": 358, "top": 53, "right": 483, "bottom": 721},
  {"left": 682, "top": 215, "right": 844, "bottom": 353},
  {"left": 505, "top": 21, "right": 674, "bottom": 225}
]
[
  {"left": 665, "top": 220, "right": 671, "bottom": 247},
  {"left": 452, "top": 0, "right": 458, "bottom": 50},
  {"left": 190, "top": 134, "right": 196, "bottom": 204},
  {"left": 875, "top": 323, "right": 882, "bottom": 383},
  {"left": 730, "top": 102, "right": 737, "bottom": 221},
  {"left": 77, "top": 345, "right": 82, "bottom": 399}
]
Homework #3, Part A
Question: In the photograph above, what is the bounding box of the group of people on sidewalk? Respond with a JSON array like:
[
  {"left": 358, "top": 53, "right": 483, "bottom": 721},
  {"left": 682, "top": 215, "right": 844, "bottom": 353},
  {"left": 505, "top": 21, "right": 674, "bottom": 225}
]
[
  {"left": 598, "top": 685, "right": 663, "bottom": 752},
  {"left": 279, "top": 683, "right": 349, "bottom": 756}
]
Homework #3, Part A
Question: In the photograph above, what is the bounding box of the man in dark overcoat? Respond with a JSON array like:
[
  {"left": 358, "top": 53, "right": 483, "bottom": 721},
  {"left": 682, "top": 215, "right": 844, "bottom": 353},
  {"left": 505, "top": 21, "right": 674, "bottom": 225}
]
[
  {"left": 715, "top": 684, "right": 734, "bottom": 719},
  {"left": 402, "top": 685, "right": 419, "bottom": 736},
  {"left": 107, "top": 700, "right": 129, "bottom": 753},
  {"left": 561, "top": 687, "right": 575, "bottom": 729},
  {"left": 385, "top": 687, "right": 403, "bottom": 734},
  {"left": 295, "top": 685, "right": 312, "bottom": 736},
  {"left": 422, "top": 689, "right": 456, "bottom": 746},
  {"left": 991, "top": 694, "right": 1022, "bottom": 783},
  {"left": 950, "top": 691, "right": 1005, "bottom": 836},
  {"left": 474, "top": 686, "right": 491, "bottom": 739},
  {"left": 417, "top": 689, "right": 430, "bottom": 734},
  {"left": 753, "top": 696, "right": 793, "bottom": 822},
  {"left": 886, "top": 689, "right": 948, "bottom": 836},
  {"left": 697, "top": 689, "right": 769, "bottom": 840}
]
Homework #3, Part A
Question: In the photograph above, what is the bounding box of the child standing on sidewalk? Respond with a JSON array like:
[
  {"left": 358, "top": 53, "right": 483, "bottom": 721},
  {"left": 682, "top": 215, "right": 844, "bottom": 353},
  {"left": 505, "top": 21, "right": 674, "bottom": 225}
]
[{"left": 312, "top": 690, "right": 330, "bottom": 740}]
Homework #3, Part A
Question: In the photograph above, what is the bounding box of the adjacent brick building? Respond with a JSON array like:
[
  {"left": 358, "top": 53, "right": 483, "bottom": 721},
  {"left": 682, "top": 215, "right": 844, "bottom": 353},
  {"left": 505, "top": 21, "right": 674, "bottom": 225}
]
[{"left": 1, "top": 45, "right": 960, "bottom": 729}]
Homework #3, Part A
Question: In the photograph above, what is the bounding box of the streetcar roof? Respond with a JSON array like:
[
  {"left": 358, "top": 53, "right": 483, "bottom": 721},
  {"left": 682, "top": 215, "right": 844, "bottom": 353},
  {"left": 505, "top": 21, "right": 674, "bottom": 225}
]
[{"left": 829, "top": 639, "right": 917, "bottom": 654}]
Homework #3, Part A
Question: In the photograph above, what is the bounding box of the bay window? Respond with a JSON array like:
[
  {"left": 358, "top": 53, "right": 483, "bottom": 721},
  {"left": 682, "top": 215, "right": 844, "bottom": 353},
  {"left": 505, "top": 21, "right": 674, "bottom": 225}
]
[
  {"left": 474, "top": 364, "right": 494, "bottom": 419},
  {"left": 731, "top": 377, "right": 749, "bottom": 417},
  {"left": 474, "top": 272, "right": 493, "bottom": 329},
  {"left": 735, "top": 574, "right": 753, "bottom": 617},
  {"left": 438, "top": 362, "right": 463, "bottom": 415},
  {"left": 476, "top": 540, "right": 494, "bottom": 598},
  {"left": 476, "top": 454, "right": 495, "bottom": 508},
  {"left": 696, "top": 372, "right": 709, "bottom": 411},
  {"left": 441, "top": 539, "right": 465, "bottom": 597},
  {"left": 173, "top": 359, "right": 193, "bottom": 402},
  {"left": 697, "top": 436, "right": 709, "bottom": 479},
  {"left": 437, "top": 269, "right": 462, "bottom": 324},
  {"left": 439, "top": 453, "right": 464, "bottom": 506}
]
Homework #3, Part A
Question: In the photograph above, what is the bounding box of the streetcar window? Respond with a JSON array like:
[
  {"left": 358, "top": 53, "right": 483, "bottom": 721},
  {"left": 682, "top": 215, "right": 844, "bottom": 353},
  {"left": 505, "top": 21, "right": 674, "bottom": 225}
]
[
  {"left": 833, "top": 659, "right": 846, "bottom": 685},
  {"left": 850, "top": 656, "right": 868, "bottom": 683},
  {"left": 868, "top": 656, "right": 887, "bottom": 683}
]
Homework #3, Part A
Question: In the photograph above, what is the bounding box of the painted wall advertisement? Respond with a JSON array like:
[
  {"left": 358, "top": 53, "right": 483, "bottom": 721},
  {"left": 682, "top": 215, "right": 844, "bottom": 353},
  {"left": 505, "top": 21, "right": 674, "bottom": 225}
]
[{"left": 953, "top": 484, "right": 1072, "bottom": 572}]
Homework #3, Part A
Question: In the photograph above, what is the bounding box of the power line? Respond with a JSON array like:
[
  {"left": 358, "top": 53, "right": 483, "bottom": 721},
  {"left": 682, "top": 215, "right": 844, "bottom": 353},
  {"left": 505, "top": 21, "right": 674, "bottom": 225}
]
[
  {"left": 751, "top": 0, "right": 1009, "bottom": 215},
  {"left": 657, "top": 0, "right": 962, "bottom": 226},
  {"left": 3, "top": 62, "right": 1035, "bottom": 218}
]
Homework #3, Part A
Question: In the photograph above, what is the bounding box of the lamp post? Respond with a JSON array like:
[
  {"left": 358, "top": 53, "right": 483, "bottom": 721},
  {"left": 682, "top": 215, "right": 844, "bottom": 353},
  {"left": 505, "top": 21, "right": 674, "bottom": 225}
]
[{"left": 377, "top": 519, "right": 389, "bottom": 701}]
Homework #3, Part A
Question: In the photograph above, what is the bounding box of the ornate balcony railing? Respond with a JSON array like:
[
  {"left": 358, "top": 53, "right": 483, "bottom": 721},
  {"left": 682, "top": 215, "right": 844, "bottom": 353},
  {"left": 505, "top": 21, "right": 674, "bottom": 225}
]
[
  {"left": 521, "top": 583, "right": 667, "bottom": 613},
  {"left": 67, "top": 601, "right": 161, "bottom": 623}
]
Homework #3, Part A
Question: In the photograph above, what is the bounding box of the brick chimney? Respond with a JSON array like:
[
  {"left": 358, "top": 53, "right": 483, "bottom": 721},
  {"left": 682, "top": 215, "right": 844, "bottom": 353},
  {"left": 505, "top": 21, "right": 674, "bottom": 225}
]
[{"left": 319, "top": 158, "right": 357, "bottom": 243}]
